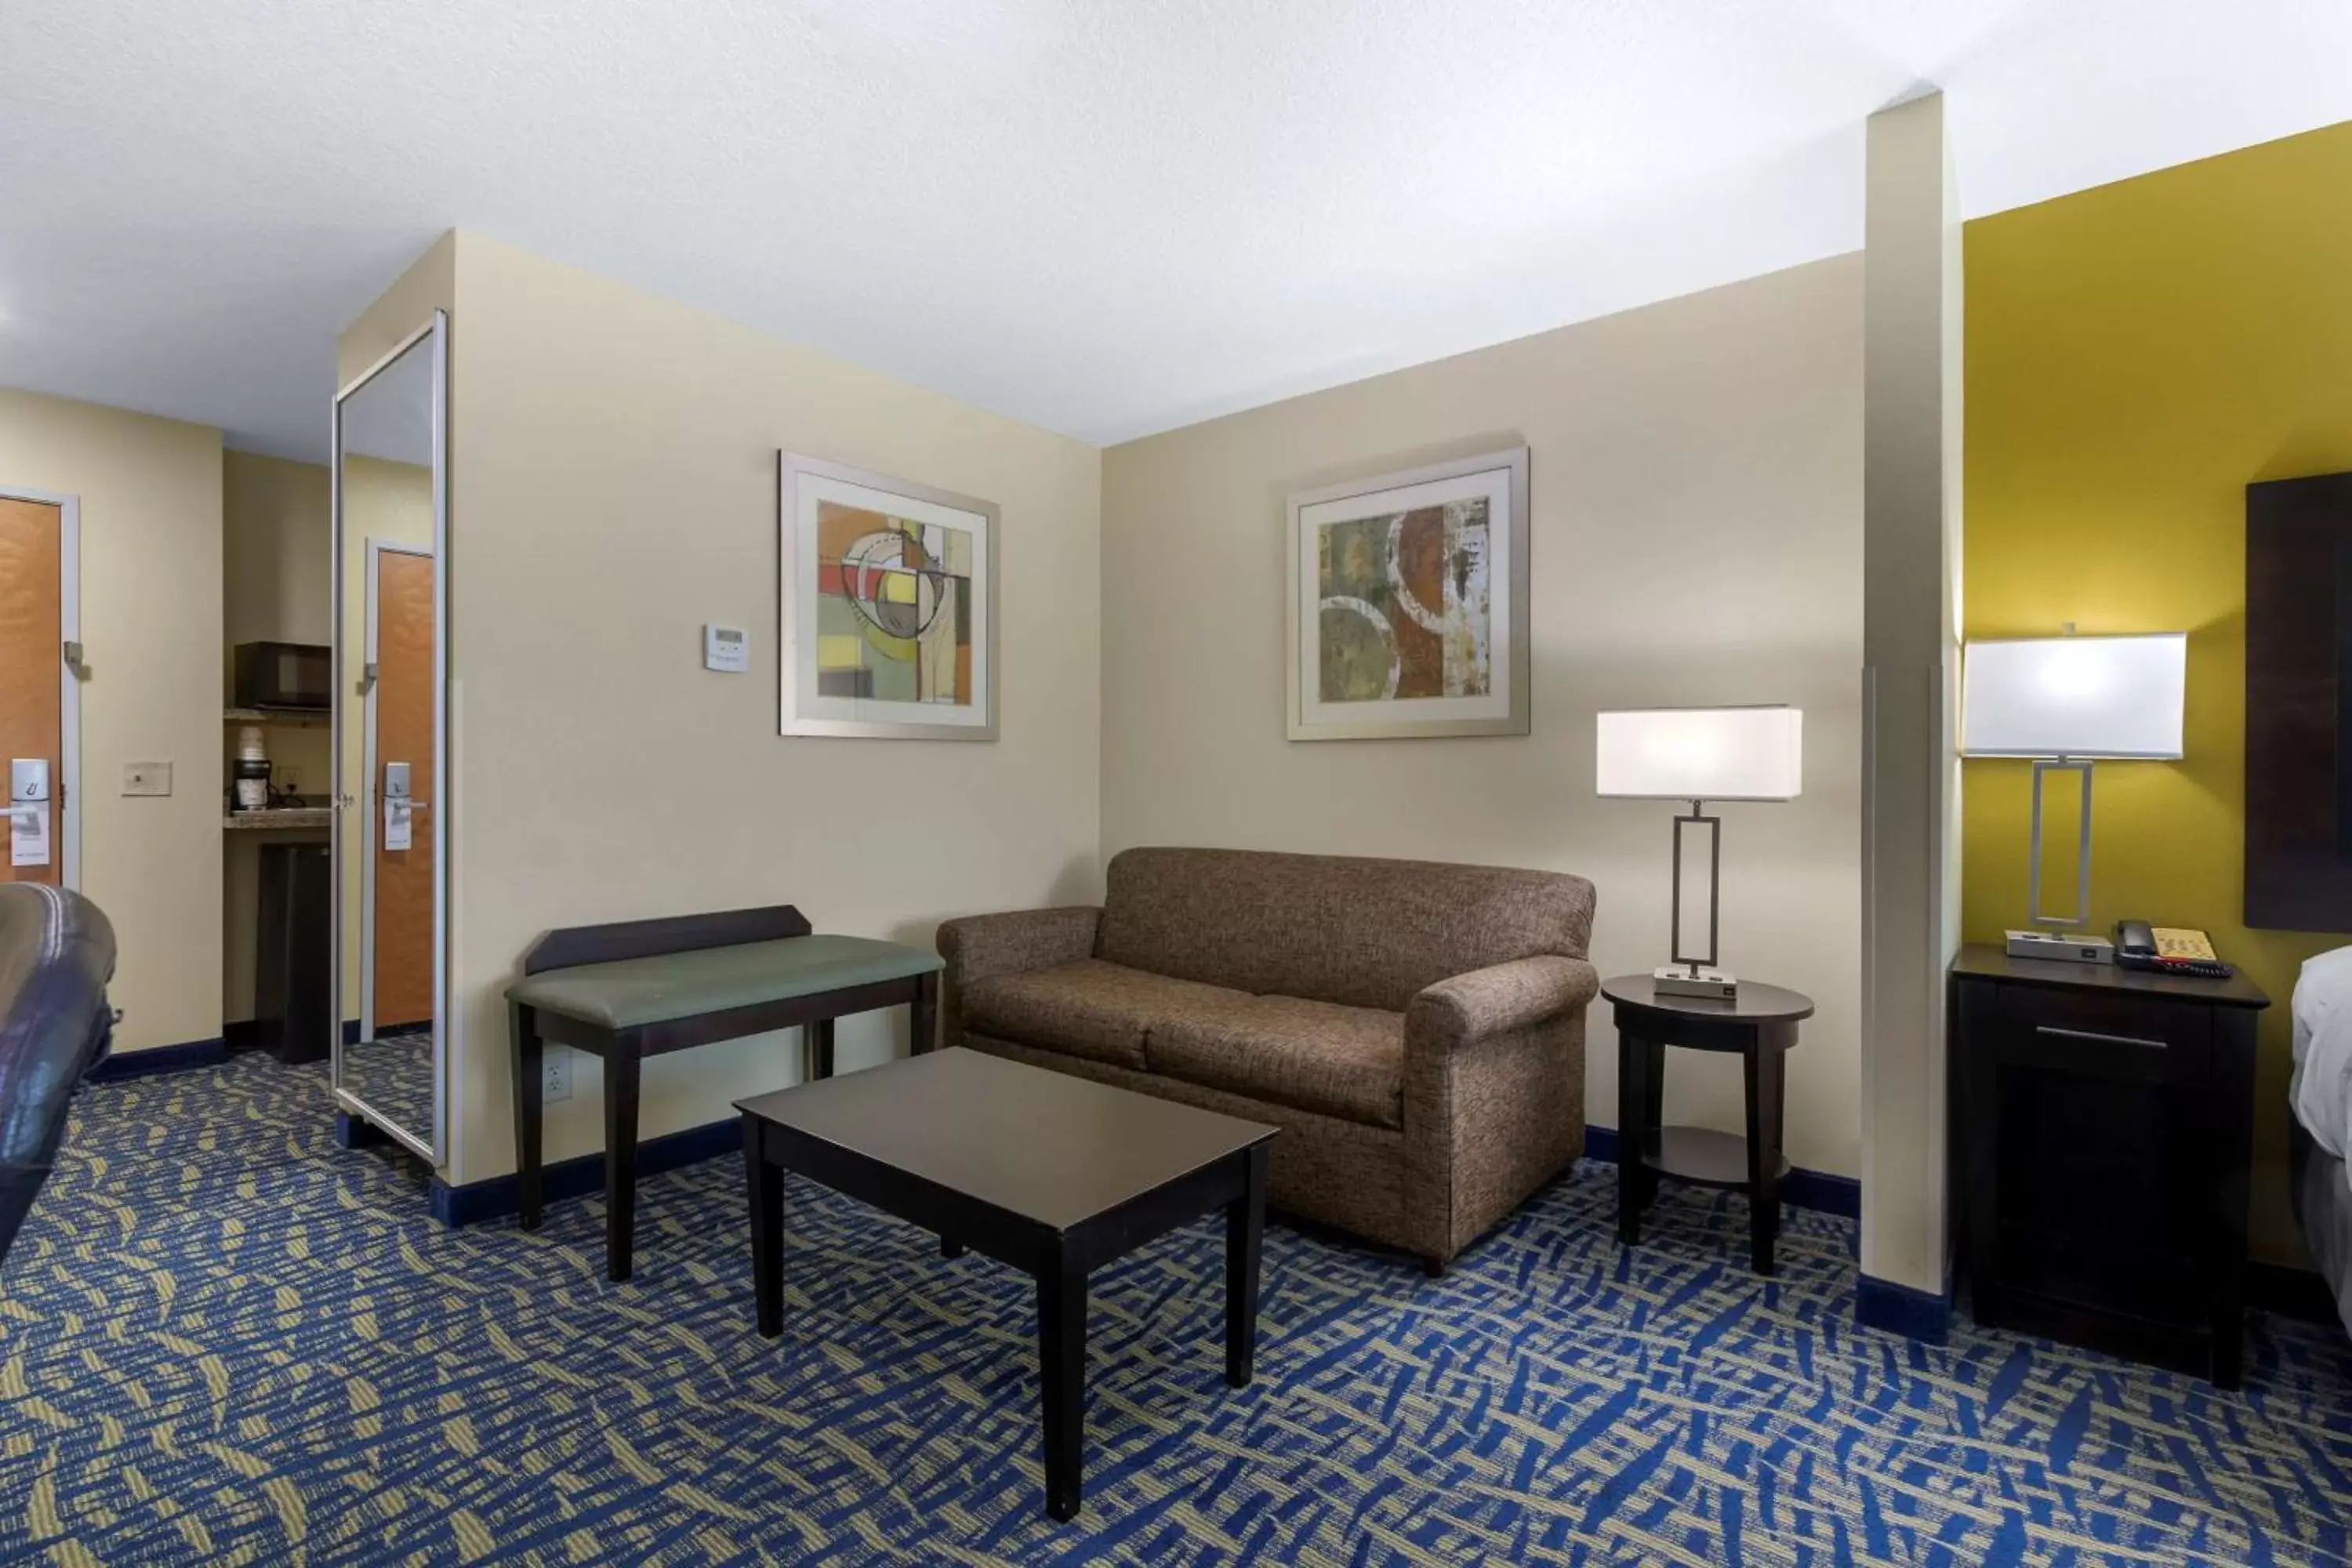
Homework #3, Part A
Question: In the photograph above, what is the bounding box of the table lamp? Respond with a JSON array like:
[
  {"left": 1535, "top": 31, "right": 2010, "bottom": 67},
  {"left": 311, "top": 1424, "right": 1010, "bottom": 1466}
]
[
  {"left": 1959, "top": 630, "right": 2186, "bottom": 964},
  {"left": 1596, "top": 706, "right": 1803, "bottom": 999}
]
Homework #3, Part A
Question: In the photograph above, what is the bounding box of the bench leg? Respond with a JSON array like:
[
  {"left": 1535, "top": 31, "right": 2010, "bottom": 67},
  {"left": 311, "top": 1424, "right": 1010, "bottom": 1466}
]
[
  {"left": 510, "top": 1002, "right": 543, "bottom": 1231},
  {"left": 806, "top": 1018, "right": 835, "bottom": 1081},
  {"left": 911, "top": 971, "right": 939, "bottom": 1056},
  {"left": 604, "top": 1040, "right": 641, "bottom": 1282}
]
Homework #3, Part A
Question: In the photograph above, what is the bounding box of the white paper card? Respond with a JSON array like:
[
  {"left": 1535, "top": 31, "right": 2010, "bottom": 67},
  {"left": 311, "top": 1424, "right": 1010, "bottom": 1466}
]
[
  {"left": 10, "top": 807, "right": 49, "bottom": 867},
  {"left": 383, "top": 797, "right": 412, "bottom": 852}
]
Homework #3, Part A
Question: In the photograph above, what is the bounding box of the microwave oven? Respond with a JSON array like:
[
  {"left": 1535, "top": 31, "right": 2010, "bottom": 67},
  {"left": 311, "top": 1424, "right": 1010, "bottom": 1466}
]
[{"left": 232, "top": 642, "right": 332, "bottom": 710}]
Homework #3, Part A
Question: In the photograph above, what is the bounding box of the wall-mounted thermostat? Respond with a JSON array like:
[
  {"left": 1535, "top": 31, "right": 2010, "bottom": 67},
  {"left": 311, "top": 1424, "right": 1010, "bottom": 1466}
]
[{"left": 704, "top": 624, "right": 750, "bottom": 673}]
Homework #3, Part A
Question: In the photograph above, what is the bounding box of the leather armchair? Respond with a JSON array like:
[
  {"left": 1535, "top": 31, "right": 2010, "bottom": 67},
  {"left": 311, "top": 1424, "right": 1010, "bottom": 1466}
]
[{"left": 0, "top": 884, "right": 117, "bottom": 1267}]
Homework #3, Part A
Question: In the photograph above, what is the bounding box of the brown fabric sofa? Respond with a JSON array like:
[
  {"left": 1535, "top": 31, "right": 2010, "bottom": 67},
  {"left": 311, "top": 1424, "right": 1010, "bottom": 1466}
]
[{"left": 935, "top": 847, "right": 1598, "bottom": 1272}]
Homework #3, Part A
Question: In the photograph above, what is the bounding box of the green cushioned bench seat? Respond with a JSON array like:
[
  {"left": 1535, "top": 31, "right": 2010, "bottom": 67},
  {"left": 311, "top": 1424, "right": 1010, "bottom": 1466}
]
[
  {"left": 510, "top": 905, "right": 946, "bottom": 1283},
  {"left": 507, "top": 935, "right": 942, "bottom": 1032}
]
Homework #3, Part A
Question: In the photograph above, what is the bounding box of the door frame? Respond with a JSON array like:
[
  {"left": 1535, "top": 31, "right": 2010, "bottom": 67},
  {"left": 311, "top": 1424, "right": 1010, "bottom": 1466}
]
[
  {"left": 359, "top": 536, "right": 432, "bottom": 1043},
  {"left": 0, "top": 485, "right": 81, "bottom": 891}
]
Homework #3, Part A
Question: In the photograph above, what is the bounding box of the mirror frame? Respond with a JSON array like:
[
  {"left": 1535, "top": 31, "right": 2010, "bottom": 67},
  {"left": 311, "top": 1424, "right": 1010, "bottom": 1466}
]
[{"left": 328, "top": 310, "right": 448, "bottom": 1164}]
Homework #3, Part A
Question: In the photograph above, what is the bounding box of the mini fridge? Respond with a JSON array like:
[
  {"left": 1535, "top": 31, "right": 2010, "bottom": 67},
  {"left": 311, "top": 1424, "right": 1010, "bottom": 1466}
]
[{"left": 255, "top": 841, "right": 331, "bottom": 1065}]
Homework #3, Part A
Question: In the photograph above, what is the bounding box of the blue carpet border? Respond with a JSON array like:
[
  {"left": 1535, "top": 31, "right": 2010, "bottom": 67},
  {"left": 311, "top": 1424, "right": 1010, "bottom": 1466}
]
[{"left": 1582, "top": 1122, "right": 1860, "bottom": 1218}]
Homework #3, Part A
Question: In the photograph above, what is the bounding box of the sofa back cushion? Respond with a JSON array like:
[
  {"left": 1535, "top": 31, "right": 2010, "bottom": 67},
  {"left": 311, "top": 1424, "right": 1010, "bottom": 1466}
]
[{"left": 1098, "top": 847, "right": 1595, "bottom": 1012}]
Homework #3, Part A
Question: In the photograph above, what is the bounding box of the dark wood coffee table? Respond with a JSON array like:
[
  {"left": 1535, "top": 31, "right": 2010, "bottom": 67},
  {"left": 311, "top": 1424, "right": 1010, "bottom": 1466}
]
[{"left": 735, "top": 1047, "right": 1278, "bottom": 1521}]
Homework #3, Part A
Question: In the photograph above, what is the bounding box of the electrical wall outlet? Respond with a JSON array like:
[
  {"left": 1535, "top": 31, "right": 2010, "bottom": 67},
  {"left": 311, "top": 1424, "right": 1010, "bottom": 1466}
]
[
  {"left": 122, "top": 761, "right": 172, "bottom": 797},
  {"left": 541, "top": 1047, "right": 572, "bottom": 1104}
]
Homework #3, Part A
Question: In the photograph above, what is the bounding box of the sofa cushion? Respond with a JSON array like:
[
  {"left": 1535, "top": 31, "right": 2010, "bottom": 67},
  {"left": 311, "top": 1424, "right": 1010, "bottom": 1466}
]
[
  {"left": 959, "top": 959, "right": 1253, "bottom": 1071},
  {"left": 1148, "top": 994, "right": 1404, "bottom": 1129},
  {"left": 1098, "top": 847, "right": 1596, "bottom": 1012}
]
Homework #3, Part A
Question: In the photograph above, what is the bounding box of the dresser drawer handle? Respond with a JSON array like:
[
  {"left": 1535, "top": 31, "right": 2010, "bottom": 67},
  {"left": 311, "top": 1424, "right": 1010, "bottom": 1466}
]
[{"left": 2036, "top": 1025, "right": 2167, "bottom": 1051}]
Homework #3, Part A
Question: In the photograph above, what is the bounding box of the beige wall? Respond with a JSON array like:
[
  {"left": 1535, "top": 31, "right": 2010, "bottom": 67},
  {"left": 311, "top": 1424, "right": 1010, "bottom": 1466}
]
[
  {"left": 221, "top": 449, "right": 332, "bottom": 1023},
  {"left": 224, "top": 450, "right": 332, "bottom": 648},
  {"left": 1100, "top": 257, "right": 1866, "bottom": 1176},
  {"left": 421, "top": 234, "right": 1101, "bottom": 1185},
  {"left": 1858, "top": 94, "right": 1965, "bottom": 1298},
  {"left": 0, "top": 389, "right": 224, "bottom": 1054},
  {"left": 338, "top": 234, "right": 456, "bottom": 390}
]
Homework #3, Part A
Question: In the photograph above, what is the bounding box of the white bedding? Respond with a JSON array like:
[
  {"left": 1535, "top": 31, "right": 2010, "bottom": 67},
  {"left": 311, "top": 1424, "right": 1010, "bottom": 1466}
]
[{"left": 2290, "top": 945, "right": 2352, "bottom": 1168}]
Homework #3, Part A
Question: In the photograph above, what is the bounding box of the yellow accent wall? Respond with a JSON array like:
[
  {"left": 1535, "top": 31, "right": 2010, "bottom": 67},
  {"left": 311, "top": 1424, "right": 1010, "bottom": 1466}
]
[{"left": 1963, "top": 119, "right": 2352, "bottom": 1265}]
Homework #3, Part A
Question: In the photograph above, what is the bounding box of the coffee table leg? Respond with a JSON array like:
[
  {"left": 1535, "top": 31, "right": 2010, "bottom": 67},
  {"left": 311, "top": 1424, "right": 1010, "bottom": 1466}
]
[
  {"left": 1226, "top": 1145, "right": 1268, "bottom": 1388},
  {"left": 940, "top": 1236, "right": 965, "bottom": 1258},
  {"left": 1037, "top": 1254, "right": 1086, "bottom": 1521},
  {"left": 743, "top": 1114, "right": 782, "bottom": 1338}
]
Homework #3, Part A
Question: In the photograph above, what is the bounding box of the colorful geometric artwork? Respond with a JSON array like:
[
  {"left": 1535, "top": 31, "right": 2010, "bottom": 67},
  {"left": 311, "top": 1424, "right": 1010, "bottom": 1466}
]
[
  {"left": 1316, "top": 500, "right": 1491, "bottom": 703},
  {"left": 782, "top": 453, "right": 996, "bottom": 740},
  {"left": 813, "top": 502, "right": 975, "bottom": 707}
]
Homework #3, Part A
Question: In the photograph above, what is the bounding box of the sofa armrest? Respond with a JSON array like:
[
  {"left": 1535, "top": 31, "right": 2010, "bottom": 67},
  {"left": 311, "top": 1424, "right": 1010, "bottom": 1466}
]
[
  {"left": 935, "top": 907, "right": 1102, "bottom": 989},
  {"left": 1406, "top": 954, "right": 1600, "bottom": 1051}
]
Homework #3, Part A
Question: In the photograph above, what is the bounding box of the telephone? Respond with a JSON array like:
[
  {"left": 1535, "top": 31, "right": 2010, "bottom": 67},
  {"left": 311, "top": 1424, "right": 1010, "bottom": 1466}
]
[{"left": 2114, "top": 920, "right": 2234, "bottom": 978}]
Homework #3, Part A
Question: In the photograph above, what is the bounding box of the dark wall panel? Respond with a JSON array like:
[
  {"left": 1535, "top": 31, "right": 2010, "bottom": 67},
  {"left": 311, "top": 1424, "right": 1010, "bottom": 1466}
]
[{"left": 2246, "top": 471, "right": 2352, "bottom": 931}]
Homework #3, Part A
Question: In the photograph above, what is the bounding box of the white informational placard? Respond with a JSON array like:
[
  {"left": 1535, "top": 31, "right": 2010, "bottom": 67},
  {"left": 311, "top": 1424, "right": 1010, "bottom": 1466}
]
[
  {"left": 384, "top": 797, "right": 412, "bottom": 853},
  {"left": 10, "top": 808, "right": 49, "bottom": 868}
]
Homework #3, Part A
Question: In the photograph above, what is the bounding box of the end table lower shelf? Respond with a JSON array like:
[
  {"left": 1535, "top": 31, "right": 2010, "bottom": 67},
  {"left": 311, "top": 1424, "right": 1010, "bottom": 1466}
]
[{"left": 1638, "top": 1126, "right": 1793, "bottom": 1190}]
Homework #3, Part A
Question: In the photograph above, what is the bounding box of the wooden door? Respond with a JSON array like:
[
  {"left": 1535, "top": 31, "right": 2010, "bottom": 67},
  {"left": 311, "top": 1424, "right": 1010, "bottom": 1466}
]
[
  {"left": 371, "top": 548, "right": 434, "bottom": 1031},
  {"left": 0, "top": 498, "right": 63, "bottom": 888}
]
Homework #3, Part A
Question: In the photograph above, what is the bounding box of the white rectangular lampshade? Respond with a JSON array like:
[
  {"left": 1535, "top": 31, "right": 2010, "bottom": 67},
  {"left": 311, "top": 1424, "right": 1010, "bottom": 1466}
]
[
  {"left": 1595, "top": 706, "right": 1803, "bottom": 800},
  {"left": 1961, "top": 633, "right": 2187, "bottom": 759}
]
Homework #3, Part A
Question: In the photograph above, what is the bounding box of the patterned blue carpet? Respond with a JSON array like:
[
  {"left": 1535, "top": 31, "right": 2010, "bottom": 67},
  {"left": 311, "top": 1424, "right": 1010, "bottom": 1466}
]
[{"left": 3, "top": 1052, "right": 2351, "bottom": 1566}]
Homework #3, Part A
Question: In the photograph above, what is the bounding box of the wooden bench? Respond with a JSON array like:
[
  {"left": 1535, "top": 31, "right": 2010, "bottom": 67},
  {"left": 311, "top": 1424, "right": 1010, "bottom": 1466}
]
[{"left": 506, "top": 905, "right": 942, "bottom": 1280}]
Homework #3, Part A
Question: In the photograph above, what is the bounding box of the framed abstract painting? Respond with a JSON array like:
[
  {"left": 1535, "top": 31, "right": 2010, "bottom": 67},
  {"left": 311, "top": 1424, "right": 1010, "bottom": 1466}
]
[
  {"left": 1287, "top": 445, "right": 1530, "bottom": 740},
  {"left": 779, "top": 452, "right": 997, "bottom": 740}
]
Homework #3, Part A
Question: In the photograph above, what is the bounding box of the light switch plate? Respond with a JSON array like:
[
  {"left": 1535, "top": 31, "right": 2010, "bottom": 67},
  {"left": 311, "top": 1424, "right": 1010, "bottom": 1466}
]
[
  {"left": 704, "top": 623, "right": 750, "bottom": 673},
  {"left": 122, "top": 762, "right": 172, "bottom": 797}
]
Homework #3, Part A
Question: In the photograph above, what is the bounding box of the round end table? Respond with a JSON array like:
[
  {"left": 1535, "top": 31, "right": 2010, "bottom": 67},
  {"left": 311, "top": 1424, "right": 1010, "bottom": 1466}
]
[{"left": 1600, "top": 975, "right": 1814, "bottom": 1276}]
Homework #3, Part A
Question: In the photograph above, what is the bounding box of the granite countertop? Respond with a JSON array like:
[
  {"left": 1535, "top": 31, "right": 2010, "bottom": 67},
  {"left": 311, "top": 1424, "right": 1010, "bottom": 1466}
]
[{"left": 223, "top": 808, "right": 333, "bottom": 830}]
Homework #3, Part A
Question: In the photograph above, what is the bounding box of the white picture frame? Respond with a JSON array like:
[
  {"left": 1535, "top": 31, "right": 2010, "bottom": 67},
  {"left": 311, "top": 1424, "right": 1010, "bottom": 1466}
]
[
  {"left": 779, "top": 452, "right": 1000, "bottom": 741},
  {"left": 1286, "top": 445, "right": 1532, "bottom": 741}
]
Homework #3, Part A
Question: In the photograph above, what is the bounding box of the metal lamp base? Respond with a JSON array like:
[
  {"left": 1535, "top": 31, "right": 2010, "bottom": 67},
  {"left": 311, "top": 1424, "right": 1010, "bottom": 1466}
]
[
  {"left": 1660, "top": 801, "right": 1737, "bottom": 998},
  {"left": 1653, "top": 964, "right": 1739, "bottom": 1000},
  {"left": 2005, "top": 930, "right": 2114, "bottom": 966}
]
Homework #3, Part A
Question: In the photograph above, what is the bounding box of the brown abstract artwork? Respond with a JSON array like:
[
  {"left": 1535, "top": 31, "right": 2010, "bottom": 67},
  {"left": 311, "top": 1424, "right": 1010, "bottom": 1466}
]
[{"left": 1316, "top": 499, "right": 1492, "bottom": 703}]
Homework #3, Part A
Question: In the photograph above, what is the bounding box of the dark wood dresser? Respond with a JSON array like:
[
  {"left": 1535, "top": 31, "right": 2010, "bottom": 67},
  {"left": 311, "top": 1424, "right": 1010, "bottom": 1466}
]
[{"left": 1951, "top": 943, "right": 2270, "bottom": 1385}]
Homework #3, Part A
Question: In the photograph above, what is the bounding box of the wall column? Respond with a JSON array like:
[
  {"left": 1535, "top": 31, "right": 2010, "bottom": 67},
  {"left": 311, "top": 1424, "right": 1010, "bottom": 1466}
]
[{"left": 1859, "top": 91, "right": 1964, "bottom": 1338}]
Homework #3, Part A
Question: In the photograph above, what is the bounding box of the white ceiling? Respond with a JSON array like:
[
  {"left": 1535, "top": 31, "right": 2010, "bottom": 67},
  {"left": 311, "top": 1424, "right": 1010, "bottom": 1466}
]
[{"left": 3, "top": 0, "right": 2350, "bottom": 462}]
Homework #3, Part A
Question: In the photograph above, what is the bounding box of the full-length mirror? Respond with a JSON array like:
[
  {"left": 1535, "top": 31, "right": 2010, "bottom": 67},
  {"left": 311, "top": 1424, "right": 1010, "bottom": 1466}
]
[{"left": 332, "top": 314, "right": 447, "bottom": 1161}]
